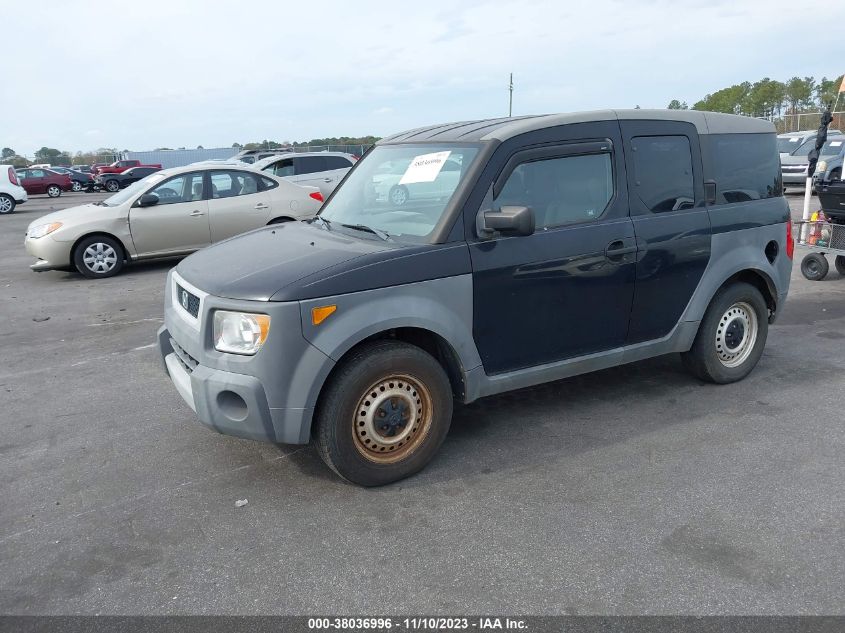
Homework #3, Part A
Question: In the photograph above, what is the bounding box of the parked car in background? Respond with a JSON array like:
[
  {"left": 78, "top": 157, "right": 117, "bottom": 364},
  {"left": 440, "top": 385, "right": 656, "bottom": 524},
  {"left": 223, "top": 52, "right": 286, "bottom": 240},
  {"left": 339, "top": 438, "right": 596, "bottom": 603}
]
[
  {"left": 810, "top": 135, "right": 845, "bottom": 183},
  {"left": 16, "top": 168, "right": 72, "bottom": 197},
  {"left": 0, "top": 165, "right": 28, "bottom": 214},
  {"left": 94, "top": 166, "right": 162, "bottom": 192},
  {"left": 71, "top": 165, "right": 93, "bottom": 174},
  {"left": 230, "top": 148, "right": 294, "bottom": 164},
  {"left": 252, "top": 152, "right": 356, "bottom": 197},
  {"left": 777, "top": 130, "right": 841, "bottom": 157},
  {"left": 93, "top": 159, "right": 162, "bottom": 176},
  {"left": 24, "top": 165, "right": 324, "bottom": 278},
  {"left": 48, "top": 167, "right": 95, "bottom": 192},
  {"left": 90, "top": 163, "right": 109, "bottom": 173},
  {"left": 369, "top": 155, "right": 463, "bottom": 205}
]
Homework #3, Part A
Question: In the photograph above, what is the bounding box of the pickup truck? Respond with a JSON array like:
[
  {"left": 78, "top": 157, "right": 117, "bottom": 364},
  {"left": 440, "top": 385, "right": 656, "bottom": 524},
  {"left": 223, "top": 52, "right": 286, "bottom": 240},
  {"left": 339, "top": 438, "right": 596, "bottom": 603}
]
[{"left": 94, "top": 159, "right": 162, "bottom": 176}]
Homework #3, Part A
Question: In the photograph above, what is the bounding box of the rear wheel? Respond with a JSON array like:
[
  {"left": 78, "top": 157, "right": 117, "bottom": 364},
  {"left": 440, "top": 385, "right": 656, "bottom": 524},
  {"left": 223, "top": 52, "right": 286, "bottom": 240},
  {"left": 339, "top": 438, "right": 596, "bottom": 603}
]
[
  {"left": 105, "top": 179, "right": 120, "bottom": 192},
  {"left": 314, "top": 340, "right": 453, "bottom": 486},
  {"left": 73, "top": 235, "right": 125, "bottom": 278},
  {"left": 46, "top": 184, "right": 61, "bottom": 197},
  {"left": 835, "top": 256, "right": 845, "bottom": 276},
  {"left": 801, "top": 253, "right": 829, "bottom": 281},
  {"left": 71, "top": 180, "right": 82, "bottom": 192},
  {"left": 0, "top": 194, "right": 15, "bottom": 214},
  {"left": 681, "top": 282, "right": 768, "bottom": 384}
]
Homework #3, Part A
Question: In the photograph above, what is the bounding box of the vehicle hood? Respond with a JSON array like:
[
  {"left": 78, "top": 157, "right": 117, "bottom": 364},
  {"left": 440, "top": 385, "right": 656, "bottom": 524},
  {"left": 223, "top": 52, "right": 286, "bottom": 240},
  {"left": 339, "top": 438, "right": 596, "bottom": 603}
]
[
  {"left": 25, "top": 203, "right": 121, "bottom": 231},
  {"left": 781, "top": 155, "right": 810, "bottom": 166},
  {"left": 176, "top": 221, "right": 395, "bottom": 301},
  {"left": 175, "top": 220, "right": 472, "bottom": 302}
]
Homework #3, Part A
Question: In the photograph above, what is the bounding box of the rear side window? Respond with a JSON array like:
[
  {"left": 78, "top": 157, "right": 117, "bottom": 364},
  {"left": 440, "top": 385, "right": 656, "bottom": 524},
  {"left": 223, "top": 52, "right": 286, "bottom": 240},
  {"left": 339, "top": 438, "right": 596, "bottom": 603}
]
[
  {"left": 295, "top": 156, "right": 328, "bottom": 174},
  {"left": 709, "top": 133, "right": 782, "bottom": 203},
  {"left": 324, "top": 156, "right": 353, "bottom": 170},
  {"left": 630, "top": 135, "right": 695, "bottom": 212},
  {"left": 494, "top": 152, "right": 614, "bottom": 229}
]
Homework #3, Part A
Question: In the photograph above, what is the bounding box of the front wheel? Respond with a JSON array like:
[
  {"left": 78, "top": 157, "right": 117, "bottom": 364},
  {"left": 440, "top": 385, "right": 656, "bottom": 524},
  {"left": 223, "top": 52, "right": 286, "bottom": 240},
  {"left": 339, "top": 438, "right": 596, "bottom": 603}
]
[
  {"left": 314, "top": 340, "right": 453, "bottom": 486},
  {"left": 801, "top": 253, "right": 829, "bottom": 281},
  {"left": 73, "top": 235, "right": 125, "bottom": 278},
  {"left": 681, "top": 282, "right": 769, "bottom": 384},
  {"left": 46, "top": 185, "right": 61, "bottom": 197},
  {"left": 0, "top": 193, "right": 15, "bottom": 214}
]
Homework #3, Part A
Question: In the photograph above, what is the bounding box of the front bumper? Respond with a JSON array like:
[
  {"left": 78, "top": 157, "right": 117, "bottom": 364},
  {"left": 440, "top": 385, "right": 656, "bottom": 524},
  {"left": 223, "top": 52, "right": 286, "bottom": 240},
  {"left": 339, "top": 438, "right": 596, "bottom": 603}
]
[
  {"left": 156, "top": 271, "right": 335, "bottom": 445},
  {"left": 24, "top": 235, "right": 72, "bottom": 271},
  {"left": 782, "top": 170, "right": 809, "bottom": 185}
]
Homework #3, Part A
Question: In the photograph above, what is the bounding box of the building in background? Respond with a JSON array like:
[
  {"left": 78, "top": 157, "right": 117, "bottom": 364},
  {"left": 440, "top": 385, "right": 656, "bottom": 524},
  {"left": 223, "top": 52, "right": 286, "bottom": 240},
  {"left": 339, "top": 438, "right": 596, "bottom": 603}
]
[{"left": 122, "top": 147, "right": 237, "bottom": 169}]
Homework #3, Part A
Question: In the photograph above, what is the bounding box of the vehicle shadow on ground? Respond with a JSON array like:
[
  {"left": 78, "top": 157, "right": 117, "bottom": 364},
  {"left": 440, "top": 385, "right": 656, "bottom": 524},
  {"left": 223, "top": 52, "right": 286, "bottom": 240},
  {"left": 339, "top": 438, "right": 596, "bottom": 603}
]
[
  {"left": 282, "top": 343, "right": 833, "bottom": 489},
  {"left": 47, "top": 258, "right": 182, "bottom": 283}
]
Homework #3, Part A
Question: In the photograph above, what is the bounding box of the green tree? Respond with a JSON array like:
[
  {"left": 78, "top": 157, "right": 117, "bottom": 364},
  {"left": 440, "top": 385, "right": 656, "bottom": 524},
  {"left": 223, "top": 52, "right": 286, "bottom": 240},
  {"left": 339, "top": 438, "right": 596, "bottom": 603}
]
[
  {"left": 693, "top": 82, "right": 751, "bottom": 114},
  {"left": 816, "top": 75, "right": 843, "bottom": 109},
  {"left": 785, "top": 76, "right": 815, "bottom": 113},
  {"left": 667, "top": 100, "right": 688, "bottom": 110},
  {"left": 1, "top": 147, "right": 15, "bottom": 160}
]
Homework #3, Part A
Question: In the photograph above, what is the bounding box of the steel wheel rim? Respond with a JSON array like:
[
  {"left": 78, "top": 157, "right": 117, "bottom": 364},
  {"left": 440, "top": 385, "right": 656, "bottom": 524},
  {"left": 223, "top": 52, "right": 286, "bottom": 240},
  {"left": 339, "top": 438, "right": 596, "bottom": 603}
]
[
  {"left": 48, "top": 186, "right": 59, "bottom": 196},
  {"left": 106, "top": 181, "right": 119, "bottom": 192},
  {"left": 805, "top": 258, "right": 821, "bottom": 276},
  {"left": 391, "top": 187, "right": 407, "bottom": 205},
  {"left": 82, "top": 243, "right": 118, "bottom": 274},
  {"left": 352, "top": 374, "right": 432, "bottom": 464},
  {"left": 715, "top": 301, "right": 758, "bottom": 368},
  {"left": 72, "top": 181, "right": 82, "bottom": 191},
  {"left": 0, "top": 197, "right": 12, "bottom": 213}
]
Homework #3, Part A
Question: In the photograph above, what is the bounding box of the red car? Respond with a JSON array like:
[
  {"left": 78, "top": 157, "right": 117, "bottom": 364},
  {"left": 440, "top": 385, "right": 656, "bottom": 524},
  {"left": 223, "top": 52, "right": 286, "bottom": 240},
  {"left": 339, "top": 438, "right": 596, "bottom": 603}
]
[
  {"left": 93, "top": 159, "right": 162, "bottom": 176},
  {"left": 16, "top": 168, "right": 73, "bottom": 198}
]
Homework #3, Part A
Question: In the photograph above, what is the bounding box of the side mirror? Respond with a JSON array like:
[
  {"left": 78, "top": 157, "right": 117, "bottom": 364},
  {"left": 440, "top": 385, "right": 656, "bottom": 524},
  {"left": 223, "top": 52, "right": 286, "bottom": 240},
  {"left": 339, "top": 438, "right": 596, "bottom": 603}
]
[
  {"left": 136, "top": 193, "right": 159, "bottom": 207},
  {"left": 480, "top": 205, "right": 535, "bottom": 237}
]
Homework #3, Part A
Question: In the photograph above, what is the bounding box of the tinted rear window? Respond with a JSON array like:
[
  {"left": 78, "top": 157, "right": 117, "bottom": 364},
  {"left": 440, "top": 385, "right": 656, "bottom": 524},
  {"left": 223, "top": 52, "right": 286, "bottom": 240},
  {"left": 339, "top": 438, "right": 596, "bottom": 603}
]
[
  {"left": 295, "top": 156, "right": 328, "bottom": 174},
  {"left": 709, "top": 133, "right": 782, "bottom": 203},
  {"left": 630, "top": 135, "right": 695, "bottom": 212}
]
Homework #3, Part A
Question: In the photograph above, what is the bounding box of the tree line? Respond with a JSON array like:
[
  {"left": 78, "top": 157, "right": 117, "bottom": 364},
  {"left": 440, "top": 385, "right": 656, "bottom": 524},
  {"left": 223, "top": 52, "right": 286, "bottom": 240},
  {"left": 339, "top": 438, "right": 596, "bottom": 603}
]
[{"left": 668, "top": 75, "right": 845, "bottom": 118}]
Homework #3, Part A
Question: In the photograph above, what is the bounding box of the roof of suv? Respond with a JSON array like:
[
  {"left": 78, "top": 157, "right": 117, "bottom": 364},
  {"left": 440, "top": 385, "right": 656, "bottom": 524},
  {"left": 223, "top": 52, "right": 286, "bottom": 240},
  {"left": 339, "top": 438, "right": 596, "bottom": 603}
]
[{"left": 379, "top": 109, "right": 775, "bottom": 144}]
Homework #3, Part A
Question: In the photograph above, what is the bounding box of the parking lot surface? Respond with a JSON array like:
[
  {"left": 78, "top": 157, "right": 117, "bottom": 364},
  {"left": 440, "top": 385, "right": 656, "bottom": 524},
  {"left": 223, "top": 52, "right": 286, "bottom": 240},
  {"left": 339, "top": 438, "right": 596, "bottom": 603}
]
[{"left": 1, "top": 192, "right": 843, "bottom": 614}]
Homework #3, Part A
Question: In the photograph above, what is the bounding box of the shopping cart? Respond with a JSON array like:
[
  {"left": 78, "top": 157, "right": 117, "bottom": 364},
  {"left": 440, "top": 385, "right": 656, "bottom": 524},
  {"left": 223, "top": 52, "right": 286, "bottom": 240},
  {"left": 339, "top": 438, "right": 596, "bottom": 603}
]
[{"left": 794, "top": 218, "right": 845, "bottom": 280}]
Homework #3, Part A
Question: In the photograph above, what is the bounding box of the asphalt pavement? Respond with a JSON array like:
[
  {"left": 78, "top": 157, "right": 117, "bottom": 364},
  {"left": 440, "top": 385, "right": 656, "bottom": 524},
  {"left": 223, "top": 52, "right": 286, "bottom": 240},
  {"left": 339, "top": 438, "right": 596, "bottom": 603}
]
[{"left": 0, "top": 191, "right": 843, "bottom": 615}]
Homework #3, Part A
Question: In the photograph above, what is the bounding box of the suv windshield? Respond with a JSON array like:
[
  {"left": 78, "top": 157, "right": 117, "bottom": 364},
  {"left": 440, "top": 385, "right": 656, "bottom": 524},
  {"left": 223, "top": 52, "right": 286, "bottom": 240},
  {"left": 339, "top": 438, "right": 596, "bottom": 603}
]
[
  {"left": 318, "top": 144, "right": 479, "bottom": 242},
  {"left": 777, "top": 136, "right": 804, "bottom": 153},
  {"left": 821, "top": 139, "right": 845, "bottom": 156}
]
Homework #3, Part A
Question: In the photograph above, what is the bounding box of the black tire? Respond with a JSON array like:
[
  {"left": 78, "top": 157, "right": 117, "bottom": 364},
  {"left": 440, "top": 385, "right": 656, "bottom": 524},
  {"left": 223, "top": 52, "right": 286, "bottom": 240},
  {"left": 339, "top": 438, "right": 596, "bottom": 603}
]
[
  {"left": 46, "top": 184, "right": 61, "bottom": 198},
  {"left": 72, "top": 235, "right": 125, "bottom": 279},
  {"left": 314, "top": 340, "right": 453, "bottom": 486},
  {"left": 831, "top": 169, "right": 841, "bottom": 181},
  {"left": 801, "top": 253, "right": 829, "bottom": 281},
  {"left": 71, "top": 180, "right": 83, "bottom": 192},
  {"left": 681, "top": 282, "right": 769, "bottom": 384},
  {"left": 835, "top": 256, "right": 845, "bottom": 276},
  {"left": 0, "top": 193, "right": 15, "bottom": 214},
  {"left": 388, "top": 184, "right": 409, "bottom": 206},
  {"left": 268, "top": 217, "right": 293, "bottom": 225},
  {"left": 105, "top": 179, "right": 120, "bottom": 192}
]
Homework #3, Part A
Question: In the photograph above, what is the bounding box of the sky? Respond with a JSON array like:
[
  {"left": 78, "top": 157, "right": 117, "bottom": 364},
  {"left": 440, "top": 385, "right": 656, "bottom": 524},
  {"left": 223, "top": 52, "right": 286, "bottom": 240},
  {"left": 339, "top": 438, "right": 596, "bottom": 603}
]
[{"left": 4, "top": 0, "right": 845, "bottom": 157}]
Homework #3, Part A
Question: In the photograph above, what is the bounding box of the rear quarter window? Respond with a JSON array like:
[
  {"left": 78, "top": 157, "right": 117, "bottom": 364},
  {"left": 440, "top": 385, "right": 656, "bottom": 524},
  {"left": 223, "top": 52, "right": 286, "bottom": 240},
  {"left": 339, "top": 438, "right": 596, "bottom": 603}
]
[{"left": 709, "top": 133, "right": 782, "bottom": 203}]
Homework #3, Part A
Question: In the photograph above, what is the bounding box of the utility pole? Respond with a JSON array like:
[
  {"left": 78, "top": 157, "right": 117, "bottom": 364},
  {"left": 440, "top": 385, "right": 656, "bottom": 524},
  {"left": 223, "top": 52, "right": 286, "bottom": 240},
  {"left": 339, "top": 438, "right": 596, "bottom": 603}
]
[{"left": 508, "top": 73, "right": 514, "bottom": 117}]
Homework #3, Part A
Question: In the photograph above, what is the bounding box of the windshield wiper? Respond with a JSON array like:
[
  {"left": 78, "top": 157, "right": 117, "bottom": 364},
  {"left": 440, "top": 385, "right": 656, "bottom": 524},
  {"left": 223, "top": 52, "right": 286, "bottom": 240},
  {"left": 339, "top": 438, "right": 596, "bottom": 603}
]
[
  {"left": 312, "top": 215, "right": 332, "bottom": 231},
  {"left": 339, "top": 223, "right": 391, "bottom": 241}
]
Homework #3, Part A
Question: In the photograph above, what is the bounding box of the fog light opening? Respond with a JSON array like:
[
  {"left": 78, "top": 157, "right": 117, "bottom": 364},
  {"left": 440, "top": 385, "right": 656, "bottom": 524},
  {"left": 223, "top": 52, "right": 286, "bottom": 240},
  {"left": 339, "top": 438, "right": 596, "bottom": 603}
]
[{"left": 217, "top": 390, "right": 248, "bottom": 422}]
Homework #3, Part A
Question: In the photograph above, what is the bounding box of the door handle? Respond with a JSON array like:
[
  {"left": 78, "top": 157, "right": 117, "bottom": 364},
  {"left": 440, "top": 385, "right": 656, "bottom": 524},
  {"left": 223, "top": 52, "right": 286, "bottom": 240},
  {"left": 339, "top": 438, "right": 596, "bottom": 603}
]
[
  {"left": 323, "top": 178, "right": 332, "bottom": 183},
  {"left": 254, "top": 203, "right": 269, "bottom": 210},
  {"left": 189, "top": 210, "right": 205, "bottom": 217},
  {"left": 605, "top": 240, "right": 637, "bottom": 262}
]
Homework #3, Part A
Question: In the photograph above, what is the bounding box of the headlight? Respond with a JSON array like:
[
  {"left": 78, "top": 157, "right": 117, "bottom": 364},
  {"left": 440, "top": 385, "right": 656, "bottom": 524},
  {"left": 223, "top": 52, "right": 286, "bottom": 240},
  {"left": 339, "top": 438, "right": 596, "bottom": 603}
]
[
  {"left": 213, "top": 310, "right": 271, "bottom": 355},
  {"left": 817, "top": 160, "right": 828, "bottom": 174},
  {"left": 28, "top": 222, "right": 63, "bottom": 239}
]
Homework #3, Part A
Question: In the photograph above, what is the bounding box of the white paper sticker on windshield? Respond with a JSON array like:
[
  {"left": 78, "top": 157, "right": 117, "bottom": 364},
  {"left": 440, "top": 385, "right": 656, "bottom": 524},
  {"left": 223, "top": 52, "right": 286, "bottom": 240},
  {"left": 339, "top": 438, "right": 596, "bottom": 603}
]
[
  {"left": 789, "top": 137, "right": 800, "bottom": 142},
  {"left": 832, "top": 141, "right": 843, "bottom": 147},
  {"left": 399, "top": 151, "right": 452, "bottom": 185}
]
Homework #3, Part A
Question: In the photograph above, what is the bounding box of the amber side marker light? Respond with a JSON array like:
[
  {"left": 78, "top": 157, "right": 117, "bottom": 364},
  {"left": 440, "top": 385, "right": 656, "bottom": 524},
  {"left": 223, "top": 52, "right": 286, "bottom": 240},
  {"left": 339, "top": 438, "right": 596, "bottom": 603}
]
[{"left": 311, "top": 305, "right": 337, "bottom": 325}]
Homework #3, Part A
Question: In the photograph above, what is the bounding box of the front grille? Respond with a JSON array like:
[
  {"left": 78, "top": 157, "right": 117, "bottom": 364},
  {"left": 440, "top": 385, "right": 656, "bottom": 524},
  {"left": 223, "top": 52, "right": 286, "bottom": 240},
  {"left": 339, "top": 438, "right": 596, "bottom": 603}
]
[
  {"left": 171, "top": 338, "right": 198, "bottom": 373},
  {"left": 175, "top": 283, "right": 200, "bottom": 318}
]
